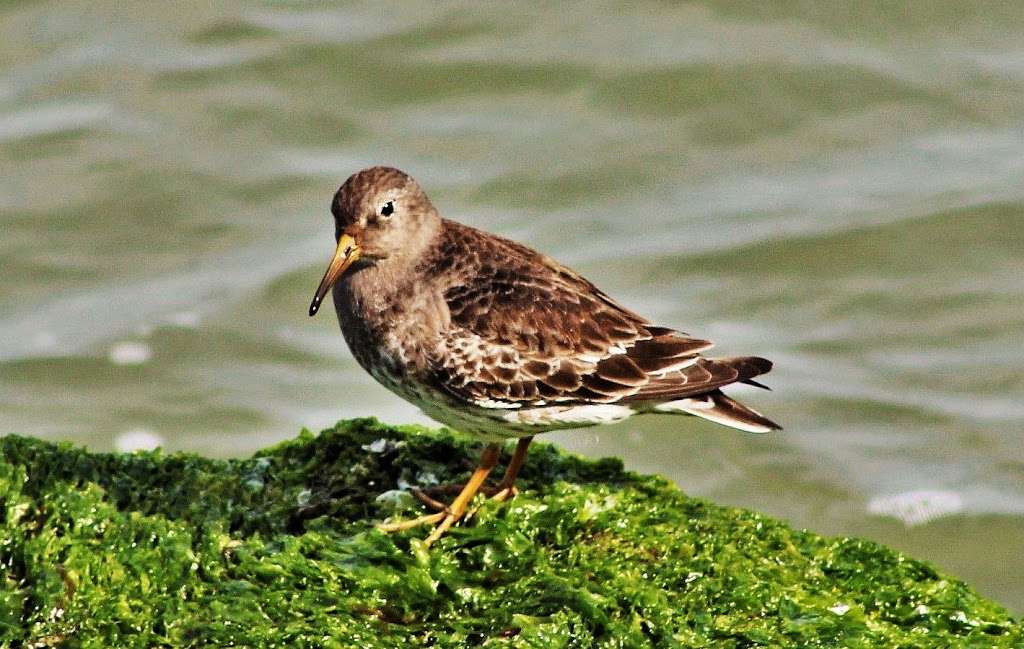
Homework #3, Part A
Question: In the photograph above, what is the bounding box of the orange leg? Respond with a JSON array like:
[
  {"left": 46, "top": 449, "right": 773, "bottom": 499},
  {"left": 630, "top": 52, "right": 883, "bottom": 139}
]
[
  {"left": 423, "top": 443, "right": 501, "bottom": 546},
  {"left": 378, "top": 443, "right": 502, "bottom": 546},
  {"left": 491, "top": 436, "right": 533, "bottom": 502},
  {"left": 410, "top": 436, "right": 535, "bottom": 510}
]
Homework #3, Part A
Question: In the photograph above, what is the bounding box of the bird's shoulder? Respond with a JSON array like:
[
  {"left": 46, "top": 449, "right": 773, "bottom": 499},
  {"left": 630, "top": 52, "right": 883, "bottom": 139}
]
[{"left": 424, "top": 219, "right": 644, "bottom": 348}]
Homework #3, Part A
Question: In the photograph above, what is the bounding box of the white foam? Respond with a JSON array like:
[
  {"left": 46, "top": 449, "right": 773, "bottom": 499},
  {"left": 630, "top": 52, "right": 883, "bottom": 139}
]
[
  {"left": 115, "top": 428, "right": 164, "bottom": 452},
  {"left": 108, "top": 341, "right": 152, "bottom": 365},
  {"left": 867, "top": 490, "right": 965, "bottom": 526}
]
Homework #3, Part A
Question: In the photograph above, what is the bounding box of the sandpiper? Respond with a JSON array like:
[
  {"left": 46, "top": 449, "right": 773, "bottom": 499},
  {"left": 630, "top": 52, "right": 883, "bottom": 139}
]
[{"left": 309, "top": 166, "right": 779, "bottom": 545}]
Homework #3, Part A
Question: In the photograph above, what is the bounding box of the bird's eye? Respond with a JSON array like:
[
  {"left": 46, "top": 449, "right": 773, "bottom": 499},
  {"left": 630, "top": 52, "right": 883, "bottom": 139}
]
[{"left": 380, "top": 201, "right": 394, "bottom": 218}]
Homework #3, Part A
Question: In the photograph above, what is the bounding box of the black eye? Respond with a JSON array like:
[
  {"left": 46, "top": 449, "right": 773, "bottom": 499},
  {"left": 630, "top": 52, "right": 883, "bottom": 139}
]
[{"left": 380, "top": 201, "right": 394, "bottom": 217}]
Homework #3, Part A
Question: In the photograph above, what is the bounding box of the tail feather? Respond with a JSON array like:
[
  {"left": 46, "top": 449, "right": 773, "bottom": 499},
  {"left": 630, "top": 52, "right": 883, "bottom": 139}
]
[
  {"left": 624, "top": 355, "right": 773, "bottom": 402},
  {"left": 654, "top": 389, "right": 782, "bottom": 433},
  {"left": 741, "top": 377, "right": 772, "bottom": 391}
]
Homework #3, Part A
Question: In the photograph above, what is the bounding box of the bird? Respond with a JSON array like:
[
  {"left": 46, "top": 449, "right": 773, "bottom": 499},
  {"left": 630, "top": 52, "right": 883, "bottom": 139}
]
[{"left": 309, "top": 166, "right": 779, "bottom": 546}]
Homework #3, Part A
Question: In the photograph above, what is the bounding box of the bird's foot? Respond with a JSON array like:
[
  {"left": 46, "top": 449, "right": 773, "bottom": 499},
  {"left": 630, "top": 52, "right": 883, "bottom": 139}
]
[
  {"left": 377, "top": 443, "right": 502, "bottom": 547},
  {"left": 490, "top": 484, "right": 519, "bottom": 503},
  {"left": 460, "top": 484, "right": 520, "bottom": 524},
  {"left": 410, "top": 487, "right": 453, "bottom": 512},
  {"left": 377, "top": 511, "right": 446, "bottom": 533},
  {"left": 411, "top": 484, "right": 503, "bottom": 510},
  {"left": 377, "top": 439, "right": 531, "bottom": 547},
  {"left": 377, "top": 492, "right": 479, "bottom": 543},
  {"left": 380, "top": 482, "right": 520, "bottom": 543}
]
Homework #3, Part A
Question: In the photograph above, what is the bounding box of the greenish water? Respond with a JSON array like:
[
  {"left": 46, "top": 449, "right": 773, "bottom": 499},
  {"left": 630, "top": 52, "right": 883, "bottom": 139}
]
[{"left": 2, "top": 0, "right": 1023, "bottom": 613}]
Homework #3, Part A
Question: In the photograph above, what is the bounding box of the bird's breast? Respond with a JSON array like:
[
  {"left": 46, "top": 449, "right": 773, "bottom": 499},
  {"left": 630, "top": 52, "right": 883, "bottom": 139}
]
[{"left": 333, "top": 274, "right": 448, "bottom": 382}]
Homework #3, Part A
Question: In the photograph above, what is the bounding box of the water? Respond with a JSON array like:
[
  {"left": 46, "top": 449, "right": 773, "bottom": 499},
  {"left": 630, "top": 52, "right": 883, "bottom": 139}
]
[{"left": 2, "top": 1, "right": 1023, "bottom": 612}]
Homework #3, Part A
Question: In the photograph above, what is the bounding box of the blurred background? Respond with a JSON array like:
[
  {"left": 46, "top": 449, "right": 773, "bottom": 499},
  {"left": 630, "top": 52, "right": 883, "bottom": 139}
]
[{"left": 2, "top": 0, "right": 1023, "bottom": 612}]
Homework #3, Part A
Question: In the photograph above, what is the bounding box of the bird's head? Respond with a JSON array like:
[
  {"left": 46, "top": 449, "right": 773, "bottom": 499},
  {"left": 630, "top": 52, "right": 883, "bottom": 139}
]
[{"left": 309, "top": 166, "right": 438, "bottom": 316}]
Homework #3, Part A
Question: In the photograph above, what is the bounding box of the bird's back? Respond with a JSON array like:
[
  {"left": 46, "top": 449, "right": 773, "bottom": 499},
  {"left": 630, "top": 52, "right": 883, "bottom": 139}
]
[{"left": 409, "top": 220, "right": 779, "bottom": 433}]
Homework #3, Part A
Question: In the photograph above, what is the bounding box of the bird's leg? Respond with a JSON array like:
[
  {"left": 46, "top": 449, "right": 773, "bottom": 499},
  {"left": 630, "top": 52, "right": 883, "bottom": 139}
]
[
  {"left": 422, "top": 443, "right": 501, "bottom": 546},
  {"left": 462, "top": 436, "right": 535, "bottom": 521},
  {"left": 411, "top": 437, "right": 534, "bottom": 510},
  {"left": 376, "top": 510, "right": 445, "bottom": 532},
  {"left": 414, "top": 483, "right": 503, "bottom": 499},
  {"left": 378, "top": 443, "right": 501, "bottom": 544},
  {"left": 410, "top": 487, "right": 451, "bottom": 511},
  {"left": 491, "top": 436, "right": 533, "bottom": 503}
]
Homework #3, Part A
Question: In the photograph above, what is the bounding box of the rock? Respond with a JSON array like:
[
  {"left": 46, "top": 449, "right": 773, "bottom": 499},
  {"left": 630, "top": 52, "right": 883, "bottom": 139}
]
[{"left": 0, "top": 418, "right": 1019, "bottom": 647}]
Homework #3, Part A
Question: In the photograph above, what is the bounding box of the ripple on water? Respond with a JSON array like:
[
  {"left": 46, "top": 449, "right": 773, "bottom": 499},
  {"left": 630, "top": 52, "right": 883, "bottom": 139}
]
[
  {"left": 868, "top": 490, "right": 967, "bottom": 527},
  {"left": 0, "top": 103, "right": 112, "bottom": 143},
  {"left": 2, "top": 0, "right": 1024, "bottom": 612}
]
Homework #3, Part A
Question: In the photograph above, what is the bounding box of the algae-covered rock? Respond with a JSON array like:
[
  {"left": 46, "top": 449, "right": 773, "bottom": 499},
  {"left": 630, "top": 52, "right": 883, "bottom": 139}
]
[{"left": 0, "top": 418, "right": 1019, "bottom": 647}]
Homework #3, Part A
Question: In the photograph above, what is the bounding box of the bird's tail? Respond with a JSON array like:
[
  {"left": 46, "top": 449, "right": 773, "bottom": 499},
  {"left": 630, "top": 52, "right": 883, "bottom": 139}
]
[{"left": 654, "top": 389, "right": 782, "bottom": 433}]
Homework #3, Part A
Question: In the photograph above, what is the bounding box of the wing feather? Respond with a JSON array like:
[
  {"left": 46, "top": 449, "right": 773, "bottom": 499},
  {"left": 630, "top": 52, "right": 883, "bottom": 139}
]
[{"left": 427, "top": 221, "right": 770, "bottom": 409}]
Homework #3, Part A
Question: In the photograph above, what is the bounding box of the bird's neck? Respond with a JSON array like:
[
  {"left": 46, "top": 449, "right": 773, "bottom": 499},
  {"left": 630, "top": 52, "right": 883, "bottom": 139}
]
[{"left": 333, "top": 215, "right": 443, "bottom": 325}]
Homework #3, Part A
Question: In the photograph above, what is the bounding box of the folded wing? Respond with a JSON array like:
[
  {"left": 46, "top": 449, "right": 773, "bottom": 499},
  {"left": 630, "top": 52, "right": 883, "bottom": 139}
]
[{"left": 429, "top": 222, "right": 775, "bottom": 422}]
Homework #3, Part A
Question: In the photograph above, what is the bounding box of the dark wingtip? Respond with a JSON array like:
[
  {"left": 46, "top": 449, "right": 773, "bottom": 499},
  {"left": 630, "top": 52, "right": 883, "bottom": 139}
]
[{"left": 741, "top": 378, "right": 772, "bottom": 391}]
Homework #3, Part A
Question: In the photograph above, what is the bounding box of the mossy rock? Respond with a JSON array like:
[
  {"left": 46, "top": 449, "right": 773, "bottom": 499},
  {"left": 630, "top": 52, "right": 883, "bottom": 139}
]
[{"left": 0, "top": 418, "right": 1019, "bottom": 647}]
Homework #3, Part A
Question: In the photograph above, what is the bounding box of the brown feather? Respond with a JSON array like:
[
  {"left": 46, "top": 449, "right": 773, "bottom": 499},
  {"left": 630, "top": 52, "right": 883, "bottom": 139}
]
[
  {"left": 582, "top": 374, "right": 642, "bottom": 398},
  {"left": 420, "top": 221, "right": 773, "bottom": 410},
  {"left": 633, "top": 355, "right": 699, "bottom": 375},
  {"left": 595, "top": 354, "right": 648, "bottom": 387},
  {"left": 624, "top": 357, "right": 772, "bottom": 403},
  {"left": 543, "top": 362, "right": 583, "bottom": 391},
  {"left": 675, "top": 390, "right": 782, "bottom": 432},
  {"left": 325, "top": 167, "right": 777, "bottom": 435},
  {"left": 631, "top": 335, "right": 713, "bottom": 360}
]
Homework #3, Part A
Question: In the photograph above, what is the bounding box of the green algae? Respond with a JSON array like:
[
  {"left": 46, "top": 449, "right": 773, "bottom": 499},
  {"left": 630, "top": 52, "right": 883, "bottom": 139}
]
[{"left": 0, "top": 418, "right": 1020, "bottom": 648}]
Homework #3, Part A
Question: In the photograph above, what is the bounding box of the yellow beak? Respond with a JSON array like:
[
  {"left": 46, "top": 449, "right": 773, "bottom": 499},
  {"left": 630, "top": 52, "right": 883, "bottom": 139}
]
[{"left": 309, "top": 234, "right": 361, "bottom": 316}]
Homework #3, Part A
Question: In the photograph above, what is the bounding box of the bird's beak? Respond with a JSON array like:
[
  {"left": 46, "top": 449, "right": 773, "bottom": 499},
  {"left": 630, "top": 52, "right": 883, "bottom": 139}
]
[{"left": 309, "top": 233, "right": 361, "bottom": 316}]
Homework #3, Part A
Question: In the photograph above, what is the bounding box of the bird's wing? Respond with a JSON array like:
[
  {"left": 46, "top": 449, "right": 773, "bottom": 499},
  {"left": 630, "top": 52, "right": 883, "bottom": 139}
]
[{"left": 429, "top": 224, "right": 752, "bottom": 408}]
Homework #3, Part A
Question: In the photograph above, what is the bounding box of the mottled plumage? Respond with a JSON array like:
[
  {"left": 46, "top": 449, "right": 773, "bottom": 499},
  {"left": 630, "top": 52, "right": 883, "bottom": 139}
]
[
  {"left": 316, "top": 166, "right": 778, "bottom": 439},
  {"left": 309, "top": 166, "right": 780, "bottom": 544}
]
